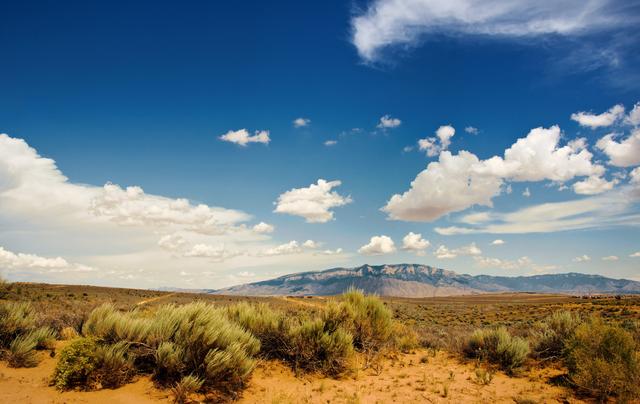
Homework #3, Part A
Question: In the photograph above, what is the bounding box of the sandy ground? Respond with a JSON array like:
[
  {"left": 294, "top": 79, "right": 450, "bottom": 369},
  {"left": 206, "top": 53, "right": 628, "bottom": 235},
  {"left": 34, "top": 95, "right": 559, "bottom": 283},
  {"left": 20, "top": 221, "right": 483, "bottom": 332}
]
[{"left": 0, "top": 347, "right": 583, "bottom": 404}]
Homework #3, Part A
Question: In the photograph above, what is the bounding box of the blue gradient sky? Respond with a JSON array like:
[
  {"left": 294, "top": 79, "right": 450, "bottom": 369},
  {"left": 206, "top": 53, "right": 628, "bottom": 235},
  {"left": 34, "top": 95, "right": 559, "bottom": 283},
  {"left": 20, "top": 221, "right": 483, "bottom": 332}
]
[{"left": 1, "top": 0, "right": 639, "bottom": 288}]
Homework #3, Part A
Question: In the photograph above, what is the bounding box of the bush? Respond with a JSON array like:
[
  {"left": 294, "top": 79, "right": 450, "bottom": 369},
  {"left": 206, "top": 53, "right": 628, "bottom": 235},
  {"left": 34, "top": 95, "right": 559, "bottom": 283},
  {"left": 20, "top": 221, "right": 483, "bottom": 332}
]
[
  {"left": 0, "top": 301, "right": 38, "bottom": 347},
  {"left": 288, "top": 318, "right": 354, "bottom": 376},
  {"left": 391, "top": 322, "right": 420, "bottom": 353},
  {"left": 172, "top": 374, "right": 204, "bottom": 404},
  {"left": 531, "top": 311, "right": 581, "bottom": 360},
  {"left": 464, "top": 327, "right": 529, "bottom": 372},
  {"left": 565, "top": 318, "right": 640, "bottom": 402},
  {"left": 77, "top": 302, "right": 259, "bottom": 392},
  {"left": 225, "top": 302, "right": 289, "bottom": 359},
  {"left": 7, "top": 334, "right": 39, "bottom": 368},
  {"left": 52, "top": 337, "right": 100, "bottom": 390},
  {"left": 322, "top": 288, "right": 393, "bottom": 353}
]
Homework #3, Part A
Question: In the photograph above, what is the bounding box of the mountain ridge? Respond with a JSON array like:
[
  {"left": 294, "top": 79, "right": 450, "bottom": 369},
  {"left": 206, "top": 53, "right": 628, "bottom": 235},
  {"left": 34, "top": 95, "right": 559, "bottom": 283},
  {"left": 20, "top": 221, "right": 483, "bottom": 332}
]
[{"left": 211, "top": 264, "right": 640, "bottom": 297}]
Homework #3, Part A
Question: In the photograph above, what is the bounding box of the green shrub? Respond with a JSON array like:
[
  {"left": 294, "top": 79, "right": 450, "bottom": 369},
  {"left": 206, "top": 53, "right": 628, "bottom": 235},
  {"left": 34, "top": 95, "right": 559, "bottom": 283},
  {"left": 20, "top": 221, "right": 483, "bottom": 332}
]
[
  {"left": 322, "top": 288, "right": 393, "bottom": 353},
  {"left": 0, "top": 301, "right": 38, "bottom": 347},
  {"left": 94, "top": 341, "right": 134, "bottom": 388},
  {"left": 28, "top": 326, "right": 57, "bottom": 350},
  {"left": 7, "top": 334, "right": 39, "bottom": 368},
  {"left": 225, "top": 302, "right": 289, "bottom": 359},
  {"left": 565, "top": 318, "right": 640, "bottom": 402},
  {"left": 531, "top": 311, "right": 581, "bottom": 360},
  {"left": 465, "top": 327, "right": 529, "bottom": 372},
  {"left": 83, "top": 304, "right": 151, "bottom": 344},
  {"left": 391, "top": 322, "right": 420, "bottom": 353},
  {"left": 52, "top": 337, "right": 100, "bottom": 390},
  {"left": 288, "top": 318, "right": 354, "bottom": 376}
]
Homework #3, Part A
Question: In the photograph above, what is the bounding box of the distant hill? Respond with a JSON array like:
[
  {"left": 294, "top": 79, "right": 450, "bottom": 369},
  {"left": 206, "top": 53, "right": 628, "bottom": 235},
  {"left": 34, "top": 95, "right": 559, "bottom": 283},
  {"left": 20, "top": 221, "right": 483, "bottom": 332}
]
[{"left": 212, "top": 264, "right": 640, "bottom": 297}]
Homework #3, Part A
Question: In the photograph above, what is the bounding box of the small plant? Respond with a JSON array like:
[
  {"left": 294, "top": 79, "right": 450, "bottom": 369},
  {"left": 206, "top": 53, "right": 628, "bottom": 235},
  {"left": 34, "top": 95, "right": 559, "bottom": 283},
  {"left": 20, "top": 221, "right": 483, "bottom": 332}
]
[
  {"left": 391, "top": 322, "right": 419, "bottom": 353},
  {"left": 0, "top": 301, "right": 38, "bottom": 347},
  {"left": 52, "top": 337, "right": 99, "bottom": 390},
  {"left": 474, "top": 368, "right": 494, "bottom": 385},
  {"left": 565, "top": 318, "right": 640, "bottom": 402},
  {"left": 531, "top": 310, "right": 581, "bottom": 360},
  {"left": 464, "top": 327, "right": 529, "bottom": 373},
  {"left": 171, "top": 375, "right": 203, "bottom": 404},
  {"left": 7, "top": 334, "right": 39, "bottom": 368}
]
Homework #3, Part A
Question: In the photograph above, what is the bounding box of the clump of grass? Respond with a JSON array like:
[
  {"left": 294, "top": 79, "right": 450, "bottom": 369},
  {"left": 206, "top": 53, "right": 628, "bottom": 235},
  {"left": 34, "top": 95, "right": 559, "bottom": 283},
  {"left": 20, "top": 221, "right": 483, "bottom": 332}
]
[
  {"left": 0, "top": 301, "right": 38, "bottom": 347},
  {"left": 225, "top": 302, "right": 289, "bottom": 359},
  {"left": 474, "top": 368, "right": 494, "bottom": 385},
  {"left": 171, "top": 374, "right": 203, "bottom": 404},
  {"left": 531, "top": 310, "right": 581, "bottom": 360},
  {"left": 464, "top": 326, "right": 529, "bottom": 373},
  {"left": 390, "top": 322, "right": 420, "bottom": 353},
  {"left": 565, "top": 317, "right": 640, "bottom": 402},
  {"left": 7, "top": 333, "right": 39, "bottom": 367},
  {"left": 288, "top": 318, "right": 354, "bottom": 376},
  {"left": 323, "top": 288, "right": 393, "bottom": 354},
  {"left": 94, "top": 341, "right": 134, "bottom": 388}
]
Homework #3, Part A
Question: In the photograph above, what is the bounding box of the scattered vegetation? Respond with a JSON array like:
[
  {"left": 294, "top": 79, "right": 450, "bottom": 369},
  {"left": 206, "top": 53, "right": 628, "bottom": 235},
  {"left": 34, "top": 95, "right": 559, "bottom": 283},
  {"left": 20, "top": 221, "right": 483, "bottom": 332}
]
[{"left": 531, "top": 310, "right": 581, "bottom": 360}]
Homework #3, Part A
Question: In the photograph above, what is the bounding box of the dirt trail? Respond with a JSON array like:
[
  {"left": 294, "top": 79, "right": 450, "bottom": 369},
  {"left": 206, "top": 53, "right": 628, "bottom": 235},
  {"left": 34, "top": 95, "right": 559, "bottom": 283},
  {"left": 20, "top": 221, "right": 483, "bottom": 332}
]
[{"left": 136, "top": 293, "right": 176, "bottom": 306}]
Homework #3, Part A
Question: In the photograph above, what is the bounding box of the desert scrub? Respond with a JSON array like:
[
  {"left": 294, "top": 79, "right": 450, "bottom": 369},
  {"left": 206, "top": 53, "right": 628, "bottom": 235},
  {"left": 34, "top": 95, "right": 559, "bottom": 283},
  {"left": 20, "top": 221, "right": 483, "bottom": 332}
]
[
  {"left": 225, "top": 302, "right": 290, "bottom": 359},
  {"left": 565, "top": 318, "right": 640, "bottom": 402},
  {"left": 0, "top": 301, "right": 38, "bottom": 347},
  {"left": 7, "top": 333, "right": 40, "bottom": 367},
  {"left": 288, "top": 318, "right": 354, "bottom": 376},
  {"left": 76, "top": 302, "right": 259, "bottom": 393},
  {"left": 464, "top": 326, "right": 529, "bottom": 373},
  {"left": 531, "top": 310, "right": 581, "bottom": 360},
  {"left": 322, "top": 288, "right": 393, "bottom": 353},
  {"left": 391, "top": 322, "right": 420, "bottom": 353},
  {"left": 52, "top": 337, "right": 100, "bottom": 390},
  {"left": 172, "top": 374, "right": 204, "bottom": 404}
]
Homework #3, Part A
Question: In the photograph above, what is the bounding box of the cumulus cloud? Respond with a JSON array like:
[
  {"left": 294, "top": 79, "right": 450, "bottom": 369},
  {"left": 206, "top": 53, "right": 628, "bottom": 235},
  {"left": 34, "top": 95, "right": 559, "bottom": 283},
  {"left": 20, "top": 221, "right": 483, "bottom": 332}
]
[
  {"left": 358, "top": 235, "right": 397, "bottom": 255},
  {"left": 401, "top": 232, "right": 430, "bottom": 254},
  {"left": 258, "top": 240, "right": 321, "bottom": 257},
  {"left": 384, "top": 125, "right": 607, "bottom": 222},
  {"left": 324, "top": 140, "right": 338, "bottom": 146},
  {"left": 626, "top": 103, "right": 640, "bottom": 126},
  {"left": 473, "top": 255, "right": 532, "bottom": 270},
  {"left": 465, "top": 126, "right": 479, "bottom": 135},
  {"left": 602, "top": 255, "right": 619, "bottom": 261},
  {"left": 573, "top": 175, "right": 618, "bottom": 195},
  {"left": 351, "top": 0, "right": 630, "bottom": 62},
  {"left": 252, "top": 222, "right": 275, "bottom": 234},
  {"left": 293, "top": 118, "right": 310, "bottom": 127},
  {"left": 630, "top": 251, "right": 640, "bottom": 258},
  {"left": 491, "top": 239, "right": 505, "bottom": 245},
  {"left": 596, "top": 129, "right": 640, "bottom": 167},
  {"left": 316, "top": 248, "right": 344, "bottom": 255},
  {"left": 158, "top": 233, "right": 188, "bottom": 251},
  {"left": 184, "top": 244, "right": 243, "bottom": 261},
  {"left": 274, "top": 179, "right": 352, "bottom": 223},
  {"left": 571, "top": 104, "right": 625, "bottom": 128},
  {"left": 572, "top": 255, "right": 591, "bottom": 262},
  {"left": 418, "top": 125, "right": 455, "bottom": 157},
  {"left": 0, "top": 246, "right": 96, "bottom": 274},
  {"left": 219, "top": 129, "right": 270, "bottom": 146},
  {"left": 377, "top": 115, "right": 401, "bottom": 128},
  {"left": 433, "top": 242, "right": 481, "bottom": 259}
]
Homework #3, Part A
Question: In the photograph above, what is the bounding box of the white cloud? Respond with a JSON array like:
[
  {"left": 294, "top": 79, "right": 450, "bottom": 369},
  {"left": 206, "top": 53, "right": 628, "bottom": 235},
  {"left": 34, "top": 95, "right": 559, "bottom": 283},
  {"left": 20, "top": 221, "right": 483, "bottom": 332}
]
[
  {"left": 403, "top": 146, "right": 414, "bottom": 152},
  {"left": 316, "top": 248, "right": 344, "bottom": 255},
  {"left": 522, "top": 187, "right": 531, "bottom": 197},
  {"left": 491, "top": 239, "right": 505, "bottom": 245},
  {"left": 324, "top": 140, "right": 338, "bottom": 146},
  {"left": 473, "top": 255, "right": 532, "bottom": 270},
  {"left": 0, "top": 246, "right": 96, "bottom": 274},
  {"left": 351, "top": 0, "right": 629, "bottom": 62},
  {"left": 434, "top": 242, "right": 481, "bottom": 259},
  {"left": 573, "top": 175, "right": 617, "bottom": 195},
  {"left": 358, "top": 235, "right": 397, "bottom": 255},
  {"left": 259, "top": 241, "right": 302, "bottom": 256},
  {"left": 401, "top": 232, "right": 430, "bottom": 254},
  {"left": 274, "top": 179, "right": 352, "bottom": 223},
  {"left": 572, "top": 255, "right": 591, "bottom": 262},
  {"left": 596, "top": 129, "right": 640, "bottom": 167},
  {"left": 293, "top": 118, "right": 310, "bottom": 128},
  {"left": 377, "top": 115, "right": 401, "bottom": 129},
  {"left": 252, "top": 222, "right": 275, "bottom": 234},
  {"left": 571, "top": 104, "right": 625, "bottom": 128},
  {"left": 384, "top": 126, "right": 605, "bottom": 222},
  {"left": 184, "top": 244, "right": 242, "bottom": 261},
  {"left": 158, "top": 233, "right": 188, "bottom": 251},
  {"left": 625, "top": 103, "right": 640, "bottom": 126},
  {"left": 602, "top": 255, "right": 619, "bottom": 261},
  {"left": 465, "top": 126, "right": 479, "bottom": 135},
  {"left": 302, "top": 240, "right": 321, "bottom": 249},
  {"left": 418, "top": 125, "right": 455, "bottom": 157},
  {"left": 219, "top": 129, "right": 270, "bottom": 146},
  {"left": 630, "top": 251, "right": 640, "bottom": 258},
  {"left": 383, "top": 151, "right": 503, "bottom": 221}
]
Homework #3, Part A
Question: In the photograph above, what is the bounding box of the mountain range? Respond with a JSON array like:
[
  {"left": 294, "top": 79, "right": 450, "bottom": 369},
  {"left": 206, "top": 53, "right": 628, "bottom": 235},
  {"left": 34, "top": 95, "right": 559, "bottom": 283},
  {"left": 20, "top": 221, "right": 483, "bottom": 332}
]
[{"left": 212, "top": 264, "right": 640, "bottom": 297}]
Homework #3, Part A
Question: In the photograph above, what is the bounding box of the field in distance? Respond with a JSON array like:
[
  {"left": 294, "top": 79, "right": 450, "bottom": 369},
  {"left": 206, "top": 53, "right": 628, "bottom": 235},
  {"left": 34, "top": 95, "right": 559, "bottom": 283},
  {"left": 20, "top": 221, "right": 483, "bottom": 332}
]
[{"left": 1, "top": 282, "right": 639, "bottom": 403}]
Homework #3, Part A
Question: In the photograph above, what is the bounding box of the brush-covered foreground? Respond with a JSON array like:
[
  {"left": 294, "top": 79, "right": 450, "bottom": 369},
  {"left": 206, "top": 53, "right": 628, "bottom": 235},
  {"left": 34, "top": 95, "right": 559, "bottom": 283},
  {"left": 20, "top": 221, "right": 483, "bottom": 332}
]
[{"left": 1, "top": 280, "right": 640, "bottom": 403}]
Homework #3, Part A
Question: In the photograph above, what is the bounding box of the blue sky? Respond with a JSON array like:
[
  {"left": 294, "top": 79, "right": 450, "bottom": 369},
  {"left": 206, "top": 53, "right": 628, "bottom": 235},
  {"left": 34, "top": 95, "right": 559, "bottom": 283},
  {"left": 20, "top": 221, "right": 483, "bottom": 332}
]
[{"left": 1, "top": 0, "right": 639, "bottom": 288}]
